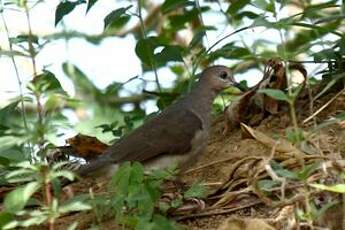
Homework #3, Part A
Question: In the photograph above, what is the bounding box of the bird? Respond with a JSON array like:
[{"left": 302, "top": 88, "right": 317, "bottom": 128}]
[{"left": 76, "top": 65, "right": 239, "bottom": 178}]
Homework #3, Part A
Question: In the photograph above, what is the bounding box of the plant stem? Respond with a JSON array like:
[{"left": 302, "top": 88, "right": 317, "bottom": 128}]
[
  {"left": 24, "top": 2, "right": 45, "bottom": 154},
  {"left": 274, "top": 4, "right": 300, "bottom": 132},
  {"left": 42, "top": 166, "right": 54, "bottom": 230},
  {"left": 137, "top": 0, "right": 162, "bottom": 93},
  {"left": 0, "top": 0, "right": 34, "bottom": 159}
]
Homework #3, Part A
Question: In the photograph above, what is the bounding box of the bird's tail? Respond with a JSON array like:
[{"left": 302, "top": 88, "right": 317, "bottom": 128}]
[{"left": 77, "top": 156, "right": 114, "bottom": 177}]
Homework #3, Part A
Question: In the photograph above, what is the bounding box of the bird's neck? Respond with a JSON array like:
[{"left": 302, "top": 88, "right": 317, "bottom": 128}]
[{"left": 187, "top": 83, "right": 218, "bottom": 128}]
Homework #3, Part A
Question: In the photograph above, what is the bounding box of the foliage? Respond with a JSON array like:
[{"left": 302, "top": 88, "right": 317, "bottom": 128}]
[
  {"left": 107, "top": 162, "right": 181, "bottom": 229},
  {"left": 0, "top": 161, "right": 90, "bottom": 229}
]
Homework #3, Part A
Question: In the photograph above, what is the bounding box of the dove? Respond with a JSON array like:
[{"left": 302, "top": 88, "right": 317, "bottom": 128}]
[{"left": 77, "top": 65, "right": 239, "bottom": 178}]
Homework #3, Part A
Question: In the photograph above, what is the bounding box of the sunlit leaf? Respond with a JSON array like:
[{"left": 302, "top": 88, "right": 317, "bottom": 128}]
[
  {"left": 4, "top": 182, "right": 40, "bottom": 213},
  {"left": 184, "top": 183, "right": 207, "bottom": 199},
  {"left": 0, "top": 50, "right": 29, "bottom": 57},
  {"left": 59, "top": 197, "right": 91, "bottom": 213},
  {"left": 259, "top": 89, "right": 290, "bottom": 103},
  {"left": 253, "top": 0, "right": 275, "bottom": 12},
  {"left": 310, "top": 183, "right": 345, "bottom": 193},
  {"left": 30, "top": 70, "right": 65, "bottom": 94}
]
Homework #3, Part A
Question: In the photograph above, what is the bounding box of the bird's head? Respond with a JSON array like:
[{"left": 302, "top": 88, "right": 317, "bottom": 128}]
[{"left": 199, "top": 65, "right": 239, "bottom": 92}]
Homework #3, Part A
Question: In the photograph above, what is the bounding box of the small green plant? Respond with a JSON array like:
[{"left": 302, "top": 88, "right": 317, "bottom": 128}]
[
  {"left": 1, "top": 161, "right": 91, "bottom": 229},
  {"left": 107, "top": 162, "right": 181, "bottom": 229}
]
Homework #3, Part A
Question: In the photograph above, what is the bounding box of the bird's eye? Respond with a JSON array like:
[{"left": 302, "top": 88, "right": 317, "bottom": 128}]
[{"left": 219, "top": 71, "right": 228, "bottom": 80}]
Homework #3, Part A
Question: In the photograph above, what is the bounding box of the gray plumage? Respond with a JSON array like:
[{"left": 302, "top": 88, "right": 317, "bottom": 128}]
[{"left": 77, "top": 65, "right": 237, "bottom": 177}]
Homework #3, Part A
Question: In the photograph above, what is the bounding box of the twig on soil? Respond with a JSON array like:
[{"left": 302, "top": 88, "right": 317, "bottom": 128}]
[
  {"left": 303, "top": 88, "right": 345, "bottom": 124},
  {"left": 265, "top": 143, "right": 286, "bottom": 200},
  {"left": 174, "top": 200, "right": 263, "bottom": 221},
  {"left": 183, "top": 156, "right": 242, "bottom": 174}
]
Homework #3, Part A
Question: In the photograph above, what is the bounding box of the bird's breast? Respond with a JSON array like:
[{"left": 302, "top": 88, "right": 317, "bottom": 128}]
[{"left": 143, "top": 129, "right": 208, "bottom": 172}]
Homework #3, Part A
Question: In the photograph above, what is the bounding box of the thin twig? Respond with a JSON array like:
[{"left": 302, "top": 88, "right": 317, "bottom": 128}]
[
  {"left": 0, "top": 0, "right": 33, "bottom": 158},
  {"left": 137, "top": 0, "right": 161, "bottom": 93},
  {"left": 303, "top": 88, "right": 345, "bottom": 124},
  {"left": 174, "top": 201, "right": 262, "bottom": 221},
  {"left": 183, "top": 156, "right": 239, "bottom": 174},
  {"left": 24, "top": 2, "right": 45, "bottom": 154}
]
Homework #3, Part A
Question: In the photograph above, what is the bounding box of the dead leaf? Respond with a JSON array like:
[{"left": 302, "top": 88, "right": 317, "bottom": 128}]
[
  {"left": 65, "top": 134, "right": 109, "bottom": 161},
  {"left": 240, "top": 123, "right": 305, "bottom": 157},
  {"left": 224, "top": 59, "right": 307, "bottom": 133}
]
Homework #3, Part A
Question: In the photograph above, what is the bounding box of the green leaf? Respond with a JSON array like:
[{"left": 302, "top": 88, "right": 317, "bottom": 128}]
[
  {"left": 49, "top": 170, "right": 75, "bottom": 181},
  {"left": 208, "top": 43, "right": 251, "bottom": 61},
  {"left": 309, "top": 184, "right": 345, "bottom": 193},
  {"left": 184, "top": 183, "right": 207, "bottom": 199},
  {"left": 259, "top": 89, "right": 290, "bottom": 103},
  {"left": 297, "top": 162, "right": 320, "bottom": 180},
  {"left": 9, "top": 34, "right": 39, "bottom": 45},
  {"left": 0, "top": 156, "right": 10, "bottom": 166},
  {"left": 168, "top": 6, "right": 209, "bottom": 30},
  {"left": 0, "top": 212, "right": 13, "bottom": 229},
  {"left": 0, "top": 100, "right": 20, "bottom": 124},
  {"left": 270, "top": 161, "right": 298, "bottom": 180},
  {"left": 161, "top": 0, "right": 192, "bottom": 14},
  {"left": 227, "top": 0, "right": 250, "bottom": 15},
  {"left": 188, "top": 26, "right": 216, "bottom": 50},
  {"left": 111, "top": 162, "right": 132, "bottom": 195},
  {"left": 233, "top": 11, "right": 259, "bottom": 20},
  {"left": 59, "top": 200, "right": 91, "bottom": 213},
  {"left": 253, "top": 0, "right": 275, "bottom": 12},
  {"left": 55, "top": 0, "right": 86, "bottom": 26},
  {"left": 62, "top": 62, "right": 100, "bottom": 98},
  {"left": 313, "top": 49, "right": 339, "bottom": 61},
  {"left": 0, "top": 50, "right": 28, "bottom": 57},
  {"left": 103, "top": 6, "right": 132, "bottom": 30},
  {"left": 155, "top": 46, "right": 184, "bottom": 64},
  {"left": 257, "top": 179, "right": 281, "bottom": 191},
  {"left": 135, "top": 37, "right": 159, "bottom": 67},
  {"left": 30, "top": 70, "right": 65, "bottom": 94},
  {"left": 5, "top": 168, "right": 35, "bottom": 183},
  {"left": 136, "top": 38, "right": 184, "bottom": 67},
  {"left": 4, "top": 182, "right": 40, "bottom": 213},
  {"left": 129, "top": 162, "right": 145, "bottom": 185},
  {"left": 86, "top": 0, "right": 98, "bottom": 13},
  {"left": 285, "top": 128, "right": 304, "bottom": 144},
  {"left": 151, "top": 214, "right": 180, "bottom": 229}
]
